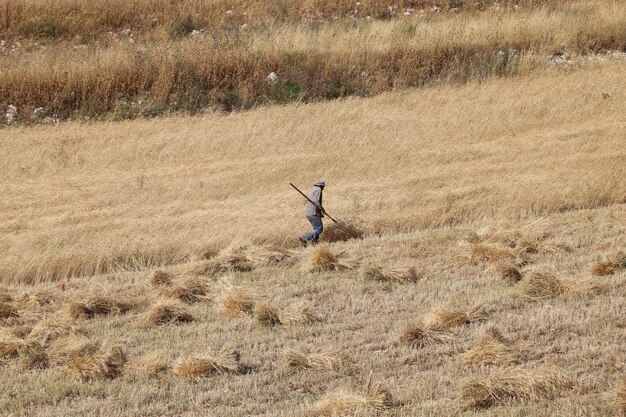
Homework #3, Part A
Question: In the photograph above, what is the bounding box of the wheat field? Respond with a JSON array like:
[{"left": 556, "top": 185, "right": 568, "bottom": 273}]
[{"left": 0, "top": 24, "right": 625, "bottom": 416}]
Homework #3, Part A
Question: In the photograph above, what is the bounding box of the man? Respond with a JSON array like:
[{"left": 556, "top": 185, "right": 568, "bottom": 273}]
[{"left": 299, "top": 180, "right": 326, "bottom": 247}]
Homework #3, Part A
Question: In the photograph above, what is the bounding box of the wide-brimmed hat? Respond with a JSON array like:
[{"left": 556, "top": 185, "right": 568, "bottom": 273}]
[{"left": 314, "top": 180, "right": 326, "bottom": 187}]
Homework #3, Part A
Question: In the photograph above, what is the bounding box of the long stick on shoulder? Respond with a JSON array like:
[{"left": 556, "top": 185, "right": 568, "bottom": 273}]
[{"left": 289, "top": 183, "right": 338, "bottom": 223}]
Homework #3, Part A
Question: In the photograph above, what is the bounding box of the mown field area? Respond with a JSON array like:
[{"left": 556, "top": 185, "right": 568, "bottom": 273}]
[{"left": 1, "top": 0, "right": 626, "bottom": 416}]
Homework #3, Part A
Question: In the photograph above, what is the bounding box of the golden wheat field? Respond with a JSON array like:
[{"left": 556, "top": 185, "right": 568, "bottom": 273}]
[{"left": 1, "top": 0, "right": 626, "bottom": 414}]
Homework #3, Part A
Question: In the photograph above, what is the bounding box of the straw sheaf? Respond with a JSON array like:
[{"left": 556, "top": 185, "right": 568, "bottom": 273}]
[
  {"left": 68, "top": 296, "right": 135, "bottom": 319},
  {"left": 432, "top": 305, "right": 487, "bottom": 328},
  {"left": 172, "top": 349, "right": 240, "bottom": 379},
  {"left": 66, "top": 345, "right": 127, "bottom": 380},
  {"left": 255, "top": 301, "right": 320, "bottom": 326},
  {"left": 462, "top": 366, "right": 572, "bottom": 408},
  {"left": 322, "top": 221, "right": 364, "bottom": 243},
  {"left": 468, "top": 243, "right": 517, "bottom": 264},
  {"left": 150, "top": 270, "right": 174, "bottom": 288},
  {"left": 15, "top": 290, "right": 57, "bottom": 310},
  {"left": 0, "top": 337, "right": 28, "bottom": 359},
  {"left": 400, "top": 322, "right": 454, "bottom": 348},
  {"left": 462, "top": 327, "right": 521, "bottom": 366},
  {"left": 18, "top": 343, "right": 49, "bottom": 370},
  {"left": 497, "top": 263, "right": 523, "bottom": 284},
  {"left": 361, "top": 264, "right": 421, "bottom": 283},
  {"left": 516, "top": 271, "right": 603, "bottom": 299},
  {"left": 310, "top": 376, "right": 393, "bottom": 416},
  {"left": 216, "top": 286, "right": 259, "bottom": 319},
  {"left": 285, "top": 348, "right": 351, "bottom": 371},
  {"left": 186, "top": 248, "right": 254, "bottom": 276},
  {"left": 158, "top": 276, "right": 212, "bottom": 304},
  {"left": 307, "top": 247, "right": 356, "bottom": 272},
  {"left": 130, "top": 350, "right": 171, "bottom": 376},
  {"left": 591, "top": 251, "right": 626, "bottom": 276},
  {"left": 48, "top": 335, "right": 98, "bottom": 365},
  {"left": 26, "top": 318, "right": 76, "bottom": 345},
  {"left": 136, "top": 301, "right": 194, "bottom": 328}
]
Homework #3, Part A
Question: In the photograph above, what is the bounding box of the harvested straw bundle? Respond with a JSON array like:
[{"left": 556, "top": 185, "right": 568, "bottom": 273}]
[
  {"left": 516, "top": 271, "right": 602, "bottom": 299},
  {"left": 136, "top": 301, "right": 194, "bottom": 328},
  {"left": 0, "top": 337, "right": 27, "bottom": 359},
  {"left": 48, "top": 335, "right": 98, "bottom": 365},
  {"left": 497, "top": 263, "right": 523, "bottom": 284},
  {"left": 172, "top": 349, "right": 240, "bottom": 379},
  {"left": 469, "top": 243, "right": 516, "bottom": 264},
  {"left": 322, "top": 221, "right": 364, "bottom": 243},
  {"left": 26, "top": 318, "right": 75, "bottom": 344},
  {"left": 150, "top": 270, "right": 174, "bottom": 288},
  {"left": 18, "top": 343, "right": 49, "bottom": 369},
  {"left": 285, "top": 348, "right": 350, "bottom": 371},
  {"left": 159, "top": 276, "right": 211, "bottom": 304},
  {"left": 361, "top": 264, "right": 420, "bottom": 283},
  {"left": 216, "top": 286, "right": 258, "bottom": 319},
  {"left": 68, "top": 296, "right": 134, "bottom": 319},
  {"left": 400, "top": 322, "right": 454, "bottom": 348},
  {"left": 307, "top": 247, "right": 355, "bottom": 272},
  {"left": 130, "top": 350, "right": 170, "bottom": 376},
  {"left": 462, "top": 366, "right": 571, "bottom": 408},
  {"left": 462, "top": 327, "right": 520, "bottom": 366},
  {"left": 432, "top": 305, "right": 486, "bottom": 328},
  {"left": 255, "top": 301, "right": 319, "bottom": 326},
  {"left": 66, "top": 345, "right": 127, "bottom": 380},
  {"left": 311, "top": 376, "right": 392, "bottom": 416},
  {"left": 591, "top": 251, "right": 626, "bottom": 276}
]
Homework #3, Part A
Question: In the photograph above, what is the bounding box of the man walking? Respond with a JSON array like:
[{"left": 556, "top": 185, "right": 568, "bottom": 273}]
[{"left": 299, "top": 180, "right": 326, "bottom": 247}]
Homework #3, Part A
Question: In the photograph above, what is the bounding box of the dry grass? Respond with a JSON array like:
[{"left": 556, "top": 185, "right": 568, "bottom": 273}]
[
  {"left": 498, "top": 263, "right": 523, "bottom": 284},
  {"left": 158, "top": 276, "right": 212, "bottom": 304},
  {"left": 0, "top": 302, "right": 19, "bottom": 321},
  {"left": 468, "top": 243, "right": 517, "bottom": 264},
  {"left": 432, "top": 305, "right": 486, "bottom": 328},
  {"left": 26, "top": 318, "right": 76, "bottom": 344},
  {"left": 68, "top": 295, "right": 134, "bottom": 319},
  {"left": 310, "top": 376, "right": 393, "bottom": 416},
  {"left": 66, "top": 345, "right": 127, "bottom": 380},
  {"left": 18, "top": 343, "right": 49, "bottom": 370},
  {"left": 150, "top": 270, "right": 174, "bottom": 288},
  {"left": 48, "top": 335, "right": 98, "bottom": 365},
  {"left": 172, "top": 349, "right": 240, "bottom": 379},
  {"left": 130, "top": 350, "right": 171, "bottom": 376},
  {"left": 360, "top": 264, "right": 420, "bottom": 283},
  {"left": 1, "top": 62, "right": 625, "bottom": 284},
  {"left": 322, "top": 221, "right": 364, "bottom": 243},
  {"left": 400, "top": 322, "right": 454, "bottom": 348},
  {"left": 1, "top": 0, "right": 625, "bottom": 123},
  {"left": 591, "top": 251, "right": 626, "bottom": 276},
  {"left": 0, "top": 337, "right": 27, "bottom": 359},
  {"left": 0, "top": 287, "right": 12, "bottom": 302},
  {"left": 284, "top": 348, "right": 350, "bottom": 371},
  {"left": 216, "top": 285, "right": 258, "bottom": 319},
  {"left": 462, "top": 326, "right": 521, "bottom": 366},
  {"left": 462, "top": 367, "right": 572, "bottom": 408},
  {"left": 306, "top": 247, "right": 355, "bottom": 272},
  {"left": 136, "top": 301, "right": 194, "bottom": 328},
  {"left": 516, "top": 271, "right": 603, "bottom": 300},
  {"left": 614, "top": 378, "right": 626, "bottom": 417},
  {"left": 255, "top": 301, "right": 319, "bottom": 326}
]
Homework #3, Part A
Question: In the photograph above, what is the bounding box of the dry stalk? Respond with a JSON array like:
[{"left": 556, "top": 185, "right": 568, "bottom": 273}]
[
  {"left": 400, "top": 322, "right": 454, "bottom": 348},
  {"left": 255, "top": 301, "right": 319, "bottom": 326},
  {"left": 310, "top": 375, "right": 392, "bottom": 415},
  {"left": 307, "top": 247, "right": 355, "bottom": 272},
  {"left": 361, "top": 264, "right": 420, "bottom": 283},
  {"left": 130, "top": 350, "right": 171, "bottom": 376},
  {"left": 172, "top": 349, "right": 240, "bottom": 379},
  {"left": 66, "top": 345, "right": 127, "bottom": 380},
  {"left": 462, "top": 366, "right": 571, "bottom": 408},
  {"left": 284, "top": 348, "right": 350, "bottom": 371},
  {"left": 432, "top": 305, "right": 486, "bottom": 328},
  {"left": 68, "top": 295, "right": 134, "bottom": 319},
  {"left": 136, "top": 301, "right": 194, "bottom": 328}
]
